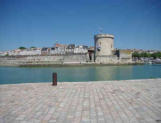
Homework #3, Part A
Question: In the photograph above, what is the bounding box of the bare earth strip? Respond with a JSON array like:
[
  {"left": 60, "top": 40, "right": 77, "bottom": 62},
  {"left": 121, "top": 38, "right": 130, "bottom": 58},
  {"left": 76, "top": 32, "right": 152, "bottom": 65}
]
[{"left": 0, "top": 79, "right": 161, "bottom": 123}]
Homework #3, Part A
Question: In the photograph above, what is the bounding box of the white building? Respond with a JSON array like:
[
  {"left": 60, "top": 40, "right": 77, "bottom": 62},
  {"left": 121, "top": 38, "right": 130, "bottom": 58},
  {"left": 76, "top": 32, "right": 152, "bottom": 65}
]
[
  {"left": 19, "top": 49, "right": 41, "bottom": 56},
  {"left": 0, "top": 51, "right": 7, "bottom": 56},
  {"left": 8, "top": 49, "right": 21, "bottom": 56},
  {"left": 50, "top": 47, "right": 66, "bottom": 55},
  {"left": 6, "top": 48, "right": 41, "bottom": 56},
  {"left": 74, "top": 45, "right": 88, "bottom": 54},
  {"left": 50, "top": 43, "right": 67, "bottom": 55}
]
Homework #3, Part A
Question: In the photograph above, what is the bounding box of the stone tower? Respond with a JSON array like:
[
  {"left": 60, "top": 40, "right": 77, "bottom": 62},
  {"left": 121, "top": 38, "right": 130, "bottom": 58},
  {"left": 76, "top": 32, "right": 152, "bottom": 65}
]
[{"left": 94, "top": 34, "right": 114, "bottom": 61}]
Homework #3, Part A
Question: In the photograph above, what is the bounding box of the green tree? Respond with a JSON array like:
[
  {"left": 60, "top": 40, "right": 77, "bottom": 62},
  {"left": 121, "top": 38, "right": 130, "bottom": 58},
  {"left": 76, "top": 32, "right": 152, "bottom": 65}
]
[
  {"left": 140, "top": 52, "right": 150, "bottom": 57},
  {"left": 132, "top": 52, "right": 140, "bottom": 58},
  {"left": 132, "top": 51, "right": 161, "bottom": 59},
  {"left": 151, "top": 52, "right": 161, "bottom": 59},
  {"left": 147, "top": 53, "right": 151, "bottom": 58},
  {"left": 19, "top": 47, "right": 27, "bottom": 50},
  {"left": 5, "top": 54, "right": 9, "bottom": 56}
]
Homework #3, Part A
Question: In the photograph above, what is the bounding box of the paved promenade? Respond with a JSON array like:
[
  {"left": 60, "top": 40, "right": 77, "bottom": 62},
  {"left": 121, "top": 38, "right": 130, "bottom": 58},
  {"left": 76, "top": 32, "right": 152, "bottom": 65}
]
[{"left": 0, "top": 79, "right": 161, "bottom": 123}]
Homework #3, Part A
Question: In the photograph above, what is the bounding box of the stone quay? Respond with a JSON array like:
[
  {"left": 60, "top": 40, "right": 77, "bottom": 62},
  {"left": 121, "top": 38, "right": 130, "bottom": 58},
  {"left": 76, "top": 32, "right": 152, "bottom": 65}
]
[{"left": 0, "top": 79, "right": 161, "bottom": 123}]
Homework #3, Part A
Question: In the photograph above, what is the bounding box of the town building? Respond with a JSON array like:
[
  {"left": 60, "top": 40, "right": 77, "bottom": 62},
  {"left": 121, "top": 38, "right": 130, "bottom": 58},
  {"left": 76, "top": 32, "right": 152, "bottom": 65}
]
[
  {"left": 66, "top": 44, "right": 75, "bottom": 54},
  {"left": 0, "top": 51, "right": 7, "bottom": 56},
  {"left": 41, "top": 48, "right": 50, "bottom": 55},
  {"left": 19, "top": 48, "right": 41, "bottom": 56},
  {"left": 74, "top": 45, "right": 88, "bottom": 54}
]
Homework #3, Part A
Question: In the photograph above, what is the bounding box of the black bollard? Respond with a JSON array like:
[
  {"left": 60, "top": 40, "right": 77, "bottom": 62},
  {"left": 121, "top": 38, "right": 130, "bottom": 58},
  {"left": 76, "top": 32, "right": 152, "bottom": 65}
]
[{"left": 52, "top": 73, "right": 57, "bottom": 86}]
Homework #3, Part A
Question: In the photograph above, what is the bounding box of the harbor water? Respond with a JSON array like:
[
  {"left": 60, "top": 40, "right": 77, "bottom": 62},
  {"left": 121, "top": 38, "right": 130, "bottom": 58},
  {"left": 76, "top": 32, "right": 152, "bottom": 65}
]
[{"left": 0, "top": 64, "right": 161, "bottom": 84}]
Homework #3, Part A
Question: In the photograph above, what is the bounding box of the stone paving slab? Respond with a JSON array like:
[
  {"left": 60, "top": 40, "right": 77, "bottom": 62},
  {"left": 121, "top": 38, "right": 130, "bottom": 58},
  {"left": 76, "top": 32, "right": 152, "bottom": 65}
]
[{"left": 0, "top": 79, "right": 161, "bottom": 123}]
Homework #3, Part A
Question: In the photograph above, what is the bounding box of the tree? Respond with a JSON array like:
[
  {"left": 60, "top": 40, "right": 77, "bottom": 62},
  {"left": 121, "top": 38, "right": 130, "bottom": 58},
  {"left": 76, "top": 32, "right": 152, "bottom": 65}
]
[
  {"left": 5, "top": 54, "right": 9, "bottom": 56},
  {"left": 19, "top": 46, "right": 26, "bottom": 50},
  {"left": 140, "top": 52, "right": 149, "bottom": 57},
  {"left": 151, "top": 52, "right": 161, "bottom": 59},
  {"left": 132, "top": 52, "right": 140, "bottom": 58},
  {"left": 132, "top": 51, "right": 161, "bottom": 59}
]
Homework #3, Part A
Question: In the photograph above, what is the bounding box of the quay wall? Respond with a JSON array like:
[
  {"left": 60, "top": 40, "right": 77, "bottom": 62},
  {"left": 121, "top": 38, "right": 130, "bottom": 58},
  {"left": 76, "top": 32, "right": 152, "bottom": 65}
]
[
  {"left": 95, "top": 55, "right": 133, "bottom": 64},
  {"left": 0, "top": 54, "right": 89, "bottom": 66},
  {"left": 0, "top": 54, "right": 135, "bottom": 66}
]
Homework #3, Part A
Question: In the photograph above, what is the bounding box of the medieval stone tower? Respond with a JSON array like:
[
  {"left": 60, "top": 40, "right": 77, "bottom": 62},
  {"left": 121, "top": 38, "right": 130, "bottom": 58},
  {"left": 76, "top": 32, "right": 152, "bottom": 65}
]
[{"left": 94, "top": 34, "right": 114, "bottom": 61}]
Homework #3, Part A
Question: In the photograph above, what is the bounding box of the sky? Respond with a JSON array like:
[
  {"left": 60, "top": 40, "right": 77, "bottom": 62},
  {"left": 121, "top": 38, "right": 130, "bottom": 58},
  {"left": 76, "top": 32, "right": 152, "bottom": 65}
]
[{"left": 0, "top": 0, "right": 161, "bottom": 51}]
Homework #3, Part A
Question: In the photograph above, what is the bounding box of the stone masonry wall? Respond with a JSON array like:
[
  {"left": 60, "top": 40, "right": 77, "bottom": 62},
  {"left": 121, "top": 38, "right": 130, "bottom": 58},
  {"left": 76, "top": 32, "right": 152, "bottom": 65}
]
[{"left": 0, "top": 54, "right": 88, "bottom": 66}]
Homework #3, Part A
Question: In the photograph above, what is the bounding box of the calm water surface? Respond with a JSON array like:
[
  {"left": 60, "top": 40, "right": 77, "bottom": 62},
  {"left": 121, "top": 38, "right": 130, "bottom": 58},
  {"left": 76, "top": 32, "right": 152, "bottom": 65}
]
[{"left": 0, "top": 64, "right": 161, "bottom": 84}]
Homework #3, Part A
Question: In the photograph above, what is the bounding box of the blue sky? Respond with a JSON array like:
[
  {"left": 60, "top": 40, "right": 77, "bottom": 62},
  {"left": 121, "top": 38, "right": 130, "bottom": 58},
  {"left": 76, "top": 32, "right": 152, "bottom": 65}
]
[{"left": 0, "top": 0, "right": 161, "bottom": 51}]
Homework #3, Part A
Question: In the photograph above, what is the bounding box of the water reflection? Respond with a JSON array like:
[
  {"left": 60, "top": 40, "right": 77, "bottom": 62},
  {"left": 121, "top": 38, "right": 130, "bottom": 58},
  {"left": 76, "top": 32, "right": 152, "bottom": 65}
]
[{"left": 93, "top": 66, "right": 133, "bottom": 81}]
